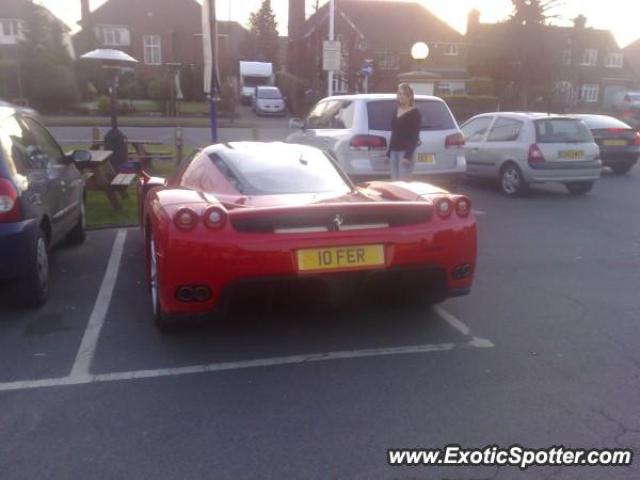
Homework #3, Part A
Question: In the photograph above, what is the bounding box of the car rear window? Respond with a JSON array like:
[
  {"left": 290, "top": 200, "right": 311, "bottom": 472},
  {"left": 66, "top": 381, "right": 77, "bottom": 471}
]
[
  {"left": 367, "top": 100, "right": 456, "bottom": 131},
  {"left": 534, "top": 119, "right": 593, "bottom": 143},
  {"left": 213, "top": 146, "right": 350, "bottom": 195},
  {"left": 576, "top": 116, "right": 631, "bottom": 130},
  {"left": 257, "top": 88, "right": 282, "bottom": 99}
]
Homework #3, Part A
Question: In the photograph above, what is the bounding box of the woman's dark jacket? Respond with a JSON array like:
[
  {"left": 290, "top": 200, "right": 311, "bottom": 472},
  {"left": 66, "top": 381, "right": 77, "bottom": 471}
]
[{"left": 388, "top": 107, "right": 422, "bottom": 158}]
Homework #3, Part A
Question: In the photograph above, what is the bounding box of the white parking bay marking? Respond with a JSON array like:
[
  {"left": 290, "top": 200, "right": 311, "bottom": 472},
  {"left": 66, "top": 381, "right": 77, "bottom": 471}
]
[
  {"left": 70, "top": 229, "right": 128, "bottom": 377},
  {"left": 432, "top": 305, "right": 494, "bottom": 348},
  {"left": 0, "top": 340, "right": 492, "bottom": 393},
  {"left": 472, "top": 209, "right": 486, "bottom": 215}
]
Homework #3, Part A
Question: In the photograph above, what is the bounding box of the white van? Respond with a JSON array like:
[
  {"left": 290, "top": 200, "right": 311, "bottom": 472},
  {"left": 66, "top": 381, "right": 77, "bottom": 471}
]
[{"left": 239, "top": 61, "right": 274, "bottom": 105}]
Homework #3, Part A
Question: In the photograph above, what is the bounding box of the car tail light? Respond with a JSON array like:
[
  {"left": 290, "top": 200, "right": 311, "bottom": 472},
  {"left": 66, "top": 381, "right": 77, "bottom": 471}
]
[
  {"left": 606, "top": 128, "right": 626, "bottom": 133},
  {"left": 174, "top": 207, "right": 199, "bottom": 230},
  {"left": 203, "top": 206, "right": 227, "bottom": 229},
  {"left": 528, "top": 144, "right": 545, "bottom": 164},
  {"left": 622, "top": 111, "right": 633, "bottom": 118},
  {"left": 435, "top": 198, "right": 453, "bottom": 219},
  {"left": 445, "top": 133, "right": 465, "bottom": 148},
  {"left": 0, "top": 178, "right": 20, "bottom": 223},
  {"left": 349, "top": 135, "right": 387, "bottom": 150},
  {"left": 455, "top": 197, "right": 471, "bottom": 217},
  {"left": 632, "top": 132, "right": 640, "bottom": 146}
]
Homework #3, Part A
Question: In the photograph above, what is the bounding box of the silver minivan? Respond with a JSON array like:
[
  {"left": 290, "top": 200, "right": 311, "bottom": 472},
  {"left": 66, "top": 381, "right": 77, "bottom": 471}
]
[
  {"left": 461, "top": 112, "right": 601, "bottom": 196},
  {"left": 286, "top": 94, "right": 466, "bottom": 181}
]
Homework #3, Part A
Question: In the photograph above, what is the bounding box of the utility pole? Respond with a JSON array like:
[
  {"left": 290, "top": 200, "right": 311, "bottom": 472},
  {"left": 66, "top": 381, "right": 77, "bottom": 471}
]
[
  {"left": 202, "top": 0, "right": 221, "bottom": 142},
  {"left": 327, "top": 0, "right": 335, "bottom": 97}
]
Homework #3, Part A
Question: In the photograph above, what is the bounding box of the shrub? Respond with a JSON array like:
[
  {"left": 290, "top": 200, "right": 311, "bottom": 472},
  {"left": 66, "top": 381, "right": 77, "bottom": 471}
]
[
  {"left": 119, "top": 78, "right": 147, "bottom": 100},
  {"left": 441, "top": 95, "right": 500, "bottom": 124},
  {"left": 179, "top": 65, "right": 205, "bottom": 101},
  {"left": 147, "top": 77, "right": 172, "bottom": 102},
  {"left": 217, "top": 79, "right": 237, "bottom": 116},
  {"left": 275, "top": 71, "right": 310, "bottom": 116},
  {"left": 26, "top": 65, "right": 80, "bottom": 112}
]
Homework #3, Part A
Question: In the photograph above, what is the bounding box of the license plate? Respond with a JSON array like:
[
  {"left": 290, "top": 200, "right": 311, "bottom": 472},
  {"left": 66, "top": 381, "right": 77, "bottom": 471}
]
[
  {"left": 558, "top": 150, "right": 584, "bottom": 160},
  {"left": 417, "top": 153, "right": 435, "bottom": 164},
  {"left": 603, "top": 139, "right": 627, "bottom": 147},
  {"left": 296, "top": 245, "right": 385, "bottom": 272}
]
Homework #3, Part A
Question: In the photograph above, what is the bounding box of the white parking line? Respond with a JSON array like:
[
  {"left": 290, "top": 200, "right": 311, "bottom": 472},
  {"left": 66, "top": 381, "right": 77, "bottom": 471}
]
[
  {"left": 432, "top": 305, "right": 495, "bottom": 348},
  {"left": 70, "top": 229, "right": 128, "bottom": 377},
  {"left": 0, "top": 340, "right": 487, "bottom": 393},
  {"left": 472, "top": 209, "right": 486, "bottom": 216}
]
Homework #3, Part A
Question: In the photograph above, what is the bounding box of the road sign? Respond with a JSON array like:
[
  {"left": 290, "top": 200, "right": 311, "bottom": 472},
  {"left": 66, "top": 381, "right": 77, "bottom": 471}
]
[
  {"left": 361, "top": 60, "right": 374, "bottom": 77},
  {"left": 323, "top": 40, "right": 341, "bottom": 71}
]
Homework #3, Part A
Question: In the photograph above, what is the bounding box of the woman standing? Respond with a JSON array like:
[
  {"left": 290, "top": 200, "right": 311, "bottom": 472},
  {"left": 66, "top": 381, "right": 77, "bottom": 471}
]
[{"left": 388, "top": 83, "right": 422, "bottom": 181}]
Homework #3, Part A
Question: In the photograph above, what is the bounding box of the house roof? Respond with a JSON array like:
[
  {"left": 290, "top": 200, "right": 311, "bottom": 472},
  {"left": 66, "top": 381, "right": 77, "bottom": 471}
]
[
  {"left": 1, "top": 0, "right": 71, "bottom": 32},
  {"left": 89, "top": 0, "right": 201, "bottom": 24},
  {"left": 301, "top": 0, "right": 463, "bottom": 51},
  {"left": 623, "top": 38, "right": 640, "bottom": 77}
]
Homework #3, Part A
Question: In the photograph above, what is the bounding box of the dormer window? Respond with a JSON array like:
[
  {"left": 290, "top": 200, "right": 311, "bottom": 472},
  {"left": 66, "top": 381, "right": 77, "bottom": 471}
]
[
  {"left": 605, "top": 53, "right": 623, "bottom": 68},
  {"left": 580, "top": 49, "right": 598, "bottom": 66}
]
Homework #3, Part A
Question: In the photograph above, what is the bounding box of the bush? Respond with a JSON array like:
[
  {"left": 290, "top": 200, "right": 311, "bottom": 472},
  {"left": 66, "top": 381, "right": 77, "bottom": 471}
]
[
  {"left": 180, "top": 65, "right": 205, "bottom": 101},
  {"left": 26, "top": 65, "right": 79, "bottom": 112},
  {"left": 96, "top": 95, "right": 136, "bottom": 115},
  {"left": 119, "top": 78, "right": 147, "bottom": 100},
  {"left": 217, "top": 79, "right": 237, "bottom": 116},
  {"left": 147, "top": 77, "right": 172, "bottom": 102},
  {"left": 275, "top": 71, "right": 310, "bottom": 116},
  {"left": 441, "top": 95, "right": 500, "bottom": 123}
]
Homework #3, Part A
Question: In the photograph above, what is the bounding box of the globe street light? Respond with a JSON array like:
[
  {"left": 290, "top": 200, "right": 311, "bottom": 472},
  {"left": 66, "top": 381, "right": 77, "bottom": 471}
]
[
  {"left": 411, "top": 41, "right": 429, "bottom": 71},
  {"left": 80, "top": 48, "right": 138, "bottom": 170}
]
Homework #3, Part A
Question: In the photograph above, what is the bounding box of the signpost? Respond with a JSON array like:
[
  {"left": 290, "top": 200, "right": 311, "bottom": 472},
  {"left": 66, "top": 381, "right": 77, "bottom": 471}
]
[
  {"left": 360, "top": 59, "right": 373, "bottom": 93},
  {"left": 202, "top": 0, "right": 220, "bottom": 143},
  {"left": 323, "top": 40, "right": 341, "bottom": 72}
]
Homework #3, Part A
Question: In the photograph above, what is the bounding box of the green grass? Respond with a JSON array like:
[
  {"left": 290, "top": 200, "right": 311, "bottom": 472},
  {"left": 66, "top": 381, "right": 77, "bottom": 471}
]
[{"left": 86, "top": 187, "right": 138, "bottom": 228}]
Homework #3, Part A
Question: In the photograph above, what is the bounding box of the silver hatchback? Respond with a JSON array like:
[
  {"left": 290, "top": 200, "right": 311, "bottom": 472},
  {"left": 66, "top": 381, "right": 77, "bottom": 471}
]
[
  {"left": 460, "top": 112, "right": 601, "bottom": 196},
  {"left": 286, "top": 94, "right": 466, "bottom": 181}
]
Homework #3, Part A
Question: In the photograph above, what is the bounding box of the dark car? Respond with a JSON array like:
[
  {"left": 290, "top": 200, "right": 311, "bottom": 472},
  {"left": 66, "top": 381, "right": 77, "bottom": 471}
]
[
  {"left": 572, "top": 114, "right": 640, "bottom": 174},
  {"left": 0, "top": 105, "right": 88, "bottom": 306}
]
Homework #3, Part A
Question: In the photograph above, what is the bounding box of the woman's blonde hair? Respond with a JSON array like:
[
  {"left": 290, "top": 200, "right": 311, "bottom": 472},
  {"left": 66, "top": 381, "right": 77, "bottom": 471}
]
[{"left": 398, "top": 82, "right": 415, "bottom": 106}]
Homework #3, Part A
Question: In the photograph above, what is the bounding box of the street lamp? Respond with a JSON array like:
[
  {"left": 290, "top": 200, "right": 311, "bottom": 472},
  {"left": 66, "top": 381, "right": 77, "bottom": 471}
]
[
  {"left": 80, "top": 48, "right": 138, "bottom": 170},
  {"left": 411, "top": 42, "right": 429, "bottom": 71}
]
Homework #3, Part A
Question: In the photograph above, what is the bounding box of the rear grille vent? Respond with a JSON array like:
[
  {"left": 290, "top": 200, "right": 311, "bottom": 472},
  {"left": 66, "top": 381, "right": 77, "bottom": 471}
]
[{"left": 231, "top": 209, "right": 432, "bottom": 233}]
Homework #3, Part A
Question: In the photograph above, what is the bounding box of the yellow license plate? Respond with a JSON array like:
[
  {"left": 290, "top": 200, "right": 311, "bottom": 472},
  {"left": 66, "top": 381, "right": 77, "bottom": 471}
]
[
  {"left": 559, "top": 150, "right": 584, "bottom": 160},
  {"left": 296, "top": 245, "right": 385, "bottom": 272},
  {"left": 417, "top": 153, "right": 435, "bottom": 164},
  {"left": 603, "top": 139, "right": 627, "bottom": 147}
]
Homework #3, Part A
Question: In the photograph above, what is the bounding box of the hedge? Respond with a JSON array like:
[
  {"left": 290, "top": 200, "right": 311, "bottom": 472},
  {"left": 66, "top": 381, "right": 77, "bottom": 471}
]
[{"left": 441, "top": 95, "right": 500, "bottom": 123}]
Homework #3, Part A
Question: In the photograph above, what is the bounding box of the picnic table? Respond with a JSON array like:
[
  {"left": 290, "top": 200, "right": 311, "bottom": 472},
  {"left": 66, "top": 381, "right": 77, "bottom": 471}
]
[{"left": 70, "top": 149, "right": 134, "bottom": 211}]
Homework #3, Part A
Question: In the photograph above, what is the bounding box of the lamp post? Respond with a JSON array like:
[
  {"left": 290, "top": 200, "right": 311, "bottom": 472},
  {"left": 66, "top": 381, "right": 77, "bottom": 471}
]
[
  {"left": 411, "top": 41, "right": 429, "bottom": 71},
  {"left": 80, "top": 48, "right": 138, "bottom": 170}
]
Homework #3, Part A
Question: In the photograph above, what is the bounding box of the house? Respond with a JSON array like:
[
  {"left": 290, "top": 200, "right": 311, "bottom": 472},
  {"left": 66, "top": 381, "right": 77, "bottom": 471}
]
[
  {"left": 623, "top": 38, "right": 640, "bottom": 87},
  {"left": 466, "top": 12, "right": 636, "bottom": 110},
  {"left": 75, "top": 0, "right": 248, "bottom": 80},
  {"left": 0, "top": 0, "right": 75, "bottom": 100},
  {"left": 290, "top": 0, "right": 468, "bottom": 94}
]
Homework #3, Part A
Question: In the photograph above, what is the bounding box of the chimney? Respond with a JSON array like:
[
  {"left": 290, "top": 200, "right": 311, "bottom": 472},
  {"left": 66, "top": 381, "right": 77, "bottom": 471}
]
[
  {"left": 573, "top": 15, "right": 586, "bottom": 30},
  {"left": 466, "top": 9, "right": 480, "bottom": 35},
  {"left": 80, "top": 0, "right": 91, "bottom": 25},
  {"left": 288, "top": 0, "right": 305, "bottom": 40}
]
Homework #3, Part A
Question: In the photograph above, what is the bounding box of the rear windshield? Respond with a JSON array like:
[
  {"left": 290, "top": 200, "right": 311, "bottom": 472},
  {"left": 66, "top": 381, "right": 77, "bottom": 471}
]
[
  {"left": 257, "top": 89, "right": 282, "bottom": 99},
  {"left": 575, "top": 116, "right": 631, "bottom": 130},
  {"left": 367, "top": 100, "right": 456, "bottom": 131},
  {"left": 534, "top": 119, "right": 593, "bottom": 144},
  {"left": 243, "top": 76, "right": 269, "bottom": 88},
  {"left": 212, "top": 147, "right": 350, "bottom": 195}
]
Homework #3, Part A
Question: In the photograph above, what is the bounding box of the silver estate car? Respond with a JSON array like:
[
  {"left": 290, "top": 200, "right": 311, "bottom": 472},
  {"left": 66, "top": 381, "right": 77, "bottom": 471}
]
[
  {"left": 461, "top": 112, "right": 601, "bottom": 196},
  {"left": 286, "top": 94, "right": 466, "bottom": 181}
]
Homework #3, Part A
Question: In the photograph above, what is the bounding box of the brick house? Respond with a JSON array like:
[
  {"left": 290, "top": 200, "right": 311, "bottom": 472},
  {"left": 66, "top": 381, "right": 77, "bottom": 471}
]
[
  {"left": 623, "top": 38, "right": 640, "bottom": 88},
  {"left": 290, "top": 0, "right": 468, "bottom": 94},
  {"left": 466, "top": 12, "right": 636, "bottom": 110},
  {"left": 0, "top": 0, "right": 74, "bottom": 99},
  {"left": 75, "top": 0, "right": 248, "bottom": 80}
]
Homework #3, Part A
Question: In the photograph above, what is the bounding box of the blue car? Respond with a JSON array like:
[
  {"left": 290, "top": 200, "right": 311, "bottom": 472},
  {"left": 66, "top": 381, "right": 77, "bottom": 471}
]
[{"left": 0, "top": 105, "right": 88, "bottom": 306}]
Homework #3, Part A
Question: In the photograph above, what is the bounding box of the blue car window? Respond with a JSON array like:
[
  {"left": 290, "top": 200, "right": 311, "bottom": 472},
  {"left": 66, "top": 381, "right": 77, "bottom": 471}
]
[{"left": 21, "top": 118, "right": 65, "bottom": 167}]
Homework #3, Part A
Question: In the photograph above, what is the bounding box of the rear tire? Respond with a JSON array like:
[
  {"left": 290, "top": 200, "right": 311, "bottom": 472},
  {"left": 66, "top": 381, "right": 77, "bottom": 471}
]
[
  {"left": 15, "top": 228, "right": 49, "bottom": 307},
  {"left": 565, "top": 181, "right": 594, "bottom": 195},
  {"left": 499, "top": 163, "right": 528, "bottom": 197},
  {"left": 610, "top": 163, "right": 634, "bottom": 175},
  {"left": 148, "top": 232, "right": 173, "bottom": 331}
]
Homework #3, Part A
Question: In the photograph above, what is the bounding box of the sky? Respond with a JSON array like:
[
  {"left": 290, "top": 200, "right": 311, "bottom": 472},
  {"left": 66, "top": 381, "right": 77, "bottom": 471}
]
[{"left": 39, "top": 0, "right": 639, "bottom": 48}]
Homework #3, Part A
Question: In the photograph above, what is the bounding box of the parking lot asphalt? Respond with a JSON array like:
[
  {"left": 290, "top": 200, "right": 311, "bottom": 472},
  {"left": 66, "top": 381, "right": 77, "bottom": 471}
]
[{"left": 1, "top": 168, "right": 640, "bottom": 479}]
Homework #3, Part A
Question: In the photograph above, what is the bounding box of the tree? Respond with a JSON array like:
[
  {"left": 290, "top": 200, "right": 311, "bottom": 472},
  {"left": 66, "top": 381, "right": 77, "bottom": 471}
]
[
  {"left": 246, "top": 0, "right": 280, "bottom": 66},
  {"left": 18, "top": 1, "right": 79, "bottom": 110}
]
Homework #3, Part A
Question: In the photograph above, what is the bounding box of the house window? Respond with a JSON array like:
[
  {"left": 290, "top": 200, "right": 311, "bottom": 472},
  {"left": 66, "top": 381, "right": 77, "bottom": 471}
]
[
  {"left": 143, "top": 35, "right": 162, "bottom": 65},
  {"left": 436, "top": 81, "right": 466, "bottom": 95},
  {"left": 99, "top": 25, "right": 130, "bottom": 46},
  {"left": 0, "top": 19, "right": 22, "bottom": 44},
  {"left": 581, "top": 49, "right": 598, "bottom": 66},
  {"left": 562, "top": 49, "right": 572, "bottom": 65},
  {"left": 605, "top": 53, "right": 623, "bottom": 68},
  {"left": 443, "top": 44, "right": 461, "bottom": 56},
  {"left": 378, "top": 53, "right": 399, "bottom": 71},
  {"left": 580, "top": 84, "right": 599, "bottom": 103}
]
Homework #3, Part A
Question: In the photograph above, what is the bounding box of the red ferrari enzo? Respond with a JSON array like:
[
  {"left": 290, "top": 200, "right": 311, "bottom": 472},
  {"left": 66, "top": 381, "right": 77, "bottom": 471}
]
[{"left": 140, "top": 142, "right": 476, "bottom": 330}]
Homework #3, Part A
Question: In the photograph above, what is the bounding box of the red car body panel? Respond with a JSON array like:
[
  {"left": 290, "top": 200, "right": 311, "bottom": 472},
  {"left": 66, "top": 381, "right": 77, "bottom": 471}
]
[{"left": 141, "top": 144, "right": 477, "bottom": 318}]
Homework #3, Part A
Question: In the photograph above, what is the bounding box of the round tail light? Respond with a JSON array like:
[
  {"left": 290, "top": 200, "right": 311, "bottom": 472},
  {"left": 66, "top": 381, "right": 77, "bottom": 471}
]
[
  {"left": 203, "top": 206, "right": 227, "bottom": 229},
  {"left": 174, "top": 208, "right": 199, "bottom": 230},
  {"left": 436, "top": 198, "right": 453, "bottom": 219},
  {"left": 455, "top": 197, "right": 471, "bottom": 217}
]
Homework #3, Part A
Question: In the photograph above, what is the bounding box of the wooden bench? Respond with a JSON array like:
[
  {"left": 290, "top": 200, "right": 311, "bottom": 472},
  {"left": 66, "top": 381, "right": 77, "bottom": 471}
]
[{"left": 110, "top": 173, "right": 138, "bottom": 198}]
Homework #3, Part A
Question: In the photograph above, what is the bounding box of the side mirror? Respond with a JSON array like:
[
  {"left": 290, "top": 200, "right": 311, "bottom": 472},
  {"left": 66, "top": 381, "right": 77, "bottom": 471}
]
[
  {"left": 71, "top": 149, "right": 92, "bottom": 163},
  {"left": 289, "top": 118, "right": 304, "bottom": 129}
]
